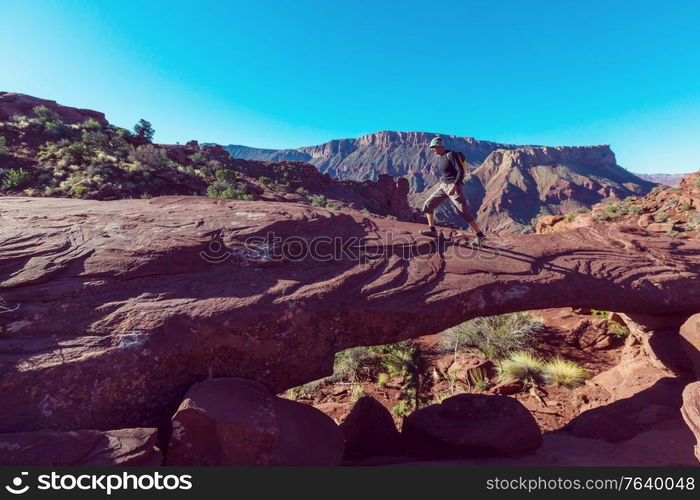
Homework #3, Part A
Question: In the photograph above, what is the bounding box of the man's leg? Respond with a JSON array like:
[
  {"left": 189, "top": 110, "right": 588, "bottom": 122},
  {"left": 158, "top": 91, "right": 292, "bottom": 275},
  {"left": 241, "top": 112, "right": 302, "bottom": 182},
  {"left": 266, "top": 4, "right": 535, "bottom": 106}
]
[
  {"left": 448, "top": 187, "right": 486, "bottom": 243},
  {"left": 421, "top": 184, "right": 449, "bottom": 236}
]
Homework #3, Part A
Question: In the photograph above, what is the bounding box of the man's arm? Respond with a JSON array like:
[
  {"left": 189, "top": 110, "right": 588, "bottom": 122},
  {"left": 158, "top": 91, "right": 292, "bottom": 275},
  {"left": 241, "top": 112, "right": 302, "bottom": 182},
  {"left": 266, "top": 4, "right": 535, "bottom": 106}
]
[{"left": 448, "top": 152, "right": 466, "bottom": 194}]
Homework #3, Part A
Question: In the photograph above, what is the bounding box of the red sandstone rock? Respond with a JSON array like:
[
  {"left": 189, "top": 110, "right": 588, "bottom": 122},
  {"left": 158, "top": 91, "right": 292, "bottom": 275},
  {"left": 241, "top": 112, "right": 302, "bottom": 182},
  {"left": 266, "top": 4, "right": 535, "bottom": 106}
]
[
  {"left": 339, "top": 396, "right": 402, "bottom": 460},
  {"left": 0, "top": 92, "right": 107, "bottom": 125},
  {"left": 680, "top": 314, "right": 700, "bottom": 378},
  {"left": 402, "top": 394, "right": 542, "bottom": 458},
  {"left": 681, "top": 382, "right": 700, "bottom": 463},
  {"left": 490, "top": 379, "right": 524, "bottom": 395},
  {"left": 166, "top": 378, "right": 344, "bottom": 466},
  {"left": 0, "top": 196, "right": 698, "bottom": 433},
  {"left": 0, "top": 428, "right": 161, "bottom": 466}
]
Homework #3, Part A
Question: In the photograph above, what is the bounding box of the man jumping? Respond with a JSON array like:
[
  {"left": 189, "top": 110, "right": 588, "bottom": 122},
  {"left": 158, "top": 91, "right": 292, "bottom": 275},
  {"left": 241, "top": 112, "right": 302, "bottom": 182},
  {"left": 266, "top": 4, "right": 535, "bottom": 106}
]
[{"left": 420, "top": 136, "right": 487, "bottom": 246}]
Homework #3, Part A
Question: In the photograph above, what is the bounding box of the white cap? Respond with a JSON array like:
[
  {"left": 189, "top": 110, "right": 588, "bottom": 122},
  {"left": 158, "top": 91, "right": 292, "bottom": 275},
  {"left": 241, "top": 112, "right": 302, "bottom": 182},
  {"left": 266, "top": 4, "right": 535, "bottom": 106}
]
[{"left": 429, "top": 136, "right": 444, "bottom": 148}]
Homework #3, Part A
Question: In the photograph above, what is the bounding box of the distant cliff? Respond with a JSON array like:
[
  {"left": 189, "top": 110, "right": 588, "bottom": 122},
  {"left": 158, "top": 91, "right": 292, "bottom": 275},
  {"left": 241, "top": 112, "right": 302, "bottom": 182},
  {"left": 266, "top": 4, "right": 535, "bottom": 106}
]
[{"left": 224, "top": 133, "right": 657, "bottom": 232}]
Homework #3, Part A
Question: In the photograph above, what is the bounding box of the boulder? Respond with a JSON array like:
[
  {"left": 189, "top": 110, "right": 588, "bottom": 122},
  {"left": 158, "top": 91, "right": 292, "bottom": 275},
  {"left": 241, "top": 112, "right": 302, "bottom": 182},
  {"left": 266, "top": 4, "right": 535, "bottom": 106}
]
[
  {"left": 166, "top": 378, "right": 344, "bottom": 466},
  {"left": 339, "top": 396, "right": 403, "bottom": 459},
  {"left": 680, "top": 314, "right": 700, "bottom": 378},
  {"left": 0, "top": 428, "right": 161, "bottom": 466},
  {"left": 646, "top": 223, "right": 675, "bottom": 232},
  {"left": 401, "top": 394, "right": 542, "bottom": 458},
  {"left": 681, "top": 382, "right": 700, "bottom": 463}
]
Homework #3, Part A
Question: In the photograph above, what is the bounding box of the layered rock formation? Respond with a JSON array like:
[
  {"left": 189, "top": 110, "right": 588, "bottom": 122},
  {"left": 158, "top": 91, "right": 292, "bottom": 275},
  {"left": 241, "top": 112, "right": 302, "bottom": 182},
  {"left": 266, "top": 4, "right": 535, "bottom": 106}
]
[
  {"left": 1, "top": 195, "right": 698, "bottom": 435},
  {"left": 0, "top": 92, "right": 108, "bottom": 125}
]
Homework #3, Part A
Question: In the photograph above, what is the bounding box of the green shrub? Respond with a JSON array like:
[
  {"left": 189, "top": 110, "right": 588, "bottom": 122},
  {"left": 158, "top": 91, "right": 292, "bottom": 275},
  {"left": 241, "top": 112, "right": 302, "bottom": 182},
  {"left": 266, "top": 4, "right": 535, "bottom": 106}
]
[
  {"left": 377, "top": 372, "right": 389, "bottom": 388},
  {"left": 595, "top": 212, "right": 618, "bottom": 222},
  {"left": 214, "top": 169, "right": 237, "bottom": 183},
  {"left": 308, "top": 194, "right": 327, "bottom": 207},
  {"left": 467, "top": 366, "right": 489, "bottom": 391},
  {"left": 133, "top": 119, "right": 154, "bottom": 142},
  {"left": 678, "top": 203, "right": 691, "bottom": 212},
  {"left": 651, "top": 186, "right": 663, "bottom": 194},
  {"left": 391, "top": 401, "right": 412, "bottom": 417},
  {"left": 131, "top": 144, "right": 173, "bottom": 169},
  {"left": 0, "top": 136, "right": 8, "bottom": 155},
  {"left": 590, "top": 309, "right": 611, "bottom": 319},
  {"left": 206, "top": 181, "right": 252, "bottom": 200},
  {"left": 542, "top": 357, "right": 588, "bottom": 388},
  {"left": 332, "top": 346, "right": 378, "bottom": 381},
  {"left": 497, "top": 351, "right": 546, "bottom": 386},
  {"left": 188, "top": 152, "right": 206, "bottom": 165},
  {"left": 1, "top": 168, "right": 30, "bottom": 189},
  {"left": 442, "top": 312, "right": 543, "bottom": 360},
  {"left": 605, "top": 203, "right": 628, "bottom": 215},
  {"left": 666, "top": 229, "right": 679, "bottom": 238},
  {"left": 258, "top": 176, "right": 273, "bottom": 187},
  {"left": 71, "top": 184, "right": 88, "bottom": 196},
  {"left": 32, "top": 105, "right": 69, "bottom": 136},
  {"left": 624, "top": 196, "right": 637, "bottom": 203},
  {"left": 295, "top": 187, "right": 310, "bottom": 197},
  {"left": 654, "top": 211, "right": 669, "bottom": 223},
  {"left": 608, "top": 322, "right": 629, "bottom": 339},
  {"left": 564, "top": 213, "right": 576, "bottom": 222},
  {"left": 576, "top": 207, "right": 590, "bottom": 214},
  {"left": 80, "top": 119, "right": 102, "bottom": 130},
  {"left": 629, "top": 204, "right": 642, "bottom": 214},
  {"left": 695, "top": 177, "right": 700, "bottom": 188}
]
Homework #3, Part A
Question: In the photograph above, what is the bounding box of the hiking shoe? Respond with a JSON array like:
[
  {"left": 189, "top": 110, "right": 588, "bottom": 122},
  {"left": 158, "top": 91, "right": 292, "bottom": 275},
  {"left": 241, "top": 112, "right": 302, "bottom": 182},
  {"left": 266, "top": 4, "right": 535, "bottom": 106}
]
[
  {"left": 470, "top": 233, "right": 487, "bottom": 247},
  {"left": 420, "top": 228, "right": 439, "bottom": 238}
]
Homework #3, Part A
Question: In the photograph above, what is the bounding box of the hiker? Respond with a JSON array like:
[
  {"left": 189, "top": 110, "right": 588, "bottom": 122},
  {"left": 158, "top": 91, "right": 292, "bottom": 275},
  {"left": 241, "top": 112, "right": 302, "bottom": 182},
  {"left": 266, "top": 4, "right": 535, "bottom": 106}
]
[{"left": 420, "top": 136, "right": 487, "bottom": 246}]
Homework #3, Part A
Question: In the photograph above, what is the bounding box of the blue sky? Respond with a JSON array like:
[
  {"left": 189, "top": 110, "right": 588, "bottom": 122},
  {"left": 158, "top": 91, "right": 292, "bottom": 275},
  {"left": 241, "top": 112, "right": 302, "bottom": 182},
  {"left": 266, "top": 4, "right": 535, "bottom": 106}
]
[{"left": 1, "top": 0, "right": 699, "bottom": 173}]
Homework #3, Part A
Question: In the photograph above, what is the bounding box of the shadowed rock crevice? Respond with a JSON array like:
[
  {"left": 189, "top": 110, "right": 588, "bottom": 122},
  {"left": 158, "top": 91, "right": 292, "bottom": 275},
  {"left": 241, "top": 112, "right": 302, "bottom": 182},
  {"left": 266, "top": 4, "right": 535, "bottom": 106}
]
[{"left": 0, "top": 196, "right": 699, "bottom": 433}]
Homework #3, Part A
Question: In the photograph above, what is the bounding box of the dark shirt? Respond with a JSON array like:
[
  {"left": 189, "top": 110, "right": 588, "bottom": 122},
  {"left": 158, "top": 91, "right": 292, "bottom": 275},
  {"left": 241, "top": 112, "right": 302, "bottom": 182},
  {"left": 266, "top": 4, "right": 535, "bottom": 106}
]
[{"left": 438, "top": 149, "right": 466, "bottom": 184}]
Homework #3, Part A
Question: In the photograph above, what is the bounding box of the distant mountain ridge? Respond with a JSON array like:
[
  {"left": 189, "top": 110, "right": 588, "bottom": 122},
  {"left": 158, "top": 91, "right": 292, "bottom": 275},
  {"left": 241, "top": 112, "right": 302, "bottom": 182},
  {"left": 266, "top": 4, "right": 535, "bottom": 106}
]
[
  {"left": 633, "top": 172, "right": 689, "bottom": 187},
  {"left": 222, "top": 131, "right": 658, "bottom": 232}
]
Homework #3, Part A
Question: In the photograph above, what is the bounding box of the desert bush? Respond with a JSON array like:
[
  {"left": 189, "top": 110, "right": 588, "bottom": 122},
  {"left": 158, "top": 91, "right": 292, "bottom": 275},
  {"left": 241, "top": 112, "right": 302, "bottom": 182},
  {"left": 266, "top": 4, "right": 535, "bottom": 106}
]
[
  {"left": 564, "top": 213, "right": 576, "bottom": 222},
  {"left": 629, "top": 204, "right": 642, "bottom": 214},
  {"left": 377, "top": 372, "right": 389, "bottom": 388},
  {"left": 206, "top": 180, "right": 252, "bottom": 200},
  {"left": 678, "top": 203, "right": 691, "bottom": 212},
  {"left": 32, "top": 105, "right": 69, "bottom": 136},
  {"left": 595, "top": 212, "right": 618, "bottom": 222},
  {"left": 332, "top": 345, "right": 378, "bottom": 381},
  {"left": 576, "top": 207, "right": 590, "bottom": 214},
  {"left": 295, "top": 187, "right": 310, "bottom": 197},
  {"left": 214, "top": 168, "right": 237, "bottom": 183},
  {"left": 391, "top": 401, "right": 412, "bottom": 417},
  {"left": 496, "top": 351, "right": 546, "bottom": 386},
  {"left": 80, "top": 119, "right": 102, "bottom": 131},
  {"left": 695, "top": 177, "right": 700, "bottom": 188},
  {"left": 258, "top": 176, "right": 273, "bottom": 187},
  {"left": 651, "top": 186, "right": 663, "bottom": 194},
  {"left": 131, "top": 144, "right": 174, "bottom": 169},
  {"left": 467, "top": 366, "right": 489, "bottom": 391},
  {"left": 666, "top": 229, "right": 679, "bottom": 238},
  {"left": 542, "top": 357, "right": 588, "bottom": 388},
  {"left": 654, "top": 211, "right": 669, "bottom": 223},
  {"left": 71, "top": 184, "right": 88, "bottom": 196},
  {"left": 590, "top": 309, "right": 611, "bottom": 319},
  {"left": 608, "top": 322, "right": 629, "bottom": 339},
  {"left": 1, "top": 168, "right": 30, "bottom": 190},
  {"left": 442, "top": 312, "right": 543, "bottom": 360},
  {"left": 133, "top": 119, "right": 154, "bottom": 143},
  {"left": 308, "top": 194, "right": 328, "bottom": 207},
  {"left": 0, "top": 136, "right": 8, "bottom": 155}
]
